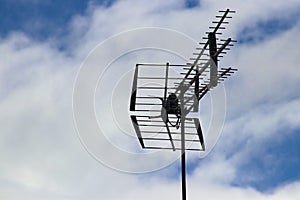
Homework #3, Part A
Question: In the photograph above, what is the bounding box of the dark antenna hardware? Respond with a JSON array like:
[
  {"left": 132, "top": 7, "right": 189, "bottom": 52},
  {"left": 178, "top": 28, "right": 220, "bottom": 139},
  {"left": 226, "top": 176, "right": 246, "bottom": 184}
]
[{"left": 129, "top": 9, "right": 237, "bottom": 200}]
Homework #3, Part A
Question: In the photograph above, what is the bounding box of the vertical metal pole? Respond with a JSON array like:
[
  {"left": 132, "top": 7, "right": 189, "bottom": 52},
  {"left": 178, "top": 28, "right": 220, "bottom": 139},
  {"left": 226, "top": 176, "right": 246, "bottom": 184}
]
[
  {"left": 164, "top": 62, "right": 169, "bottom": 99},
  {"left": 180, "top": 88, "right": 186, "bottom": 200},
  {"left": 209, "top": 32, "right": 218, "bottom": 87},
  {"left": 194, "top": 68, "right": 199, "bottom": 111},
  {"left": 181, "top": 116, "right": 186, "bottom": 200}
]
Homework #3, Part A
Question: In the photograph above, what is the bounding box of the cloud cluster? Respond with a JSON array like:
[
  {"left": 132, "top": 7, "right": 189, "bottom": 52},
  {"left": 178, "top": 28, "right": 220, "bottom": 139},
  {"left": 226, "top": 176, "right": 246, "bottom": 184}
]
[{"left": 1, "top": 0, "right": 300, "bottom": 199}]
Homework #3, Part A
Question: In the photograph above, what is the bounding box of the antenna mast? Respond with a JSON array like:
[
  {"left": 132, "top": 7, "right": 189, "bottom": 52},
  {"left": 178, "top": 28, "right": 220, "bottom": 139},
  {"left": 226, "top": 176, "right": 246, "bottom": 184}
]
[{"left": 129, "top": 9, "right": 237, "bottom": 200}]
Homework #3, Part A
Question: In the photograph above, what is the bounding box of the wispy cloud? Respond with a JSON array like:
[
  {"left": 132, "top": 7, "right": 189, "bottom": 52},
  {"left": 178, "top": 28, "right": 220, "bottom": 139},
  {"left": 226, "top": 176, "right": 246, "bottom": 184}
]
[{"left": 1, "top": 0, "right": 300, "bottom": 199}]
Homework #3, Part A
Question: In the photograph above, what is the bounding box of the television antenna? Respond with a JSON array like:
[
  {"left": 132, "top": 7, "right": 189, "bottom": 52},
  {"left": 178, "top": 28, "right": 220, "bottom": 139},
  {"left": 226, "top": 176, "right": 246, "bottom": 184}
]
[{"left": 129, "top": 9, "right": 237, "bottom": 200}]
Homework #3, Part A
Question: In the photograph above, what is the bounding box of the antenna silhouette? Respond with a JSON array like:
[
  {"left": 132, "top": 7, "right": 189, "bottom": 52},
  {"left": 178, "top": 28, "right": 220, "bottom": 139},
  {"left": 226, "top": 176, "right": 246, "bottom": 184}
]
[{"left": 129, "top": 9, "right": 237, "bottom": 200}]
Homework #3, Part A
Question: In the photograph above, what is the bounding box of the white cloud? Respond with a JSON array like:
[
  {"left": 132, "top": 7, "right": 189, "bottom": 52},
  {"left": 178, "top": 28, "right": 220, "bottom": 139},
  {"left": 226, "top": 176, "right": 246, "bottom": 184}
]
[{"left": 1, "top": 0, "right": 300, "bottom": 199}]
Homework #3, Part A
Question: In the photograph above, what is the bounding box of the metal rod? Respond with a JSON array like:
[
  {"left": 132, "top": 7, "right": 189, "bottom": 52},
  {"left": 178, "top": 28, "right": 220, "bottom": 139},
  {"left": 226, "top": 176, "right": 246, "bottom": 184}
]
[
  {"left": 137, "top": 63, "right": 187, "bottom": 67},
  {"left": 130, "top": 115, "right": 145, "bottom": 148},
  {"left": 194, "top": 68, "right": 200, "bottom": 112},
  {"left": 143, "top": 146, "right": 204, "bottom": 151},
  {"left": 164, "top": 62, "right": 169, "bottom": 100},
  {"left": 137, "top": 87, "right": 177, "bottom": 89},
  {"left": 180, "top": 87, "right": 187, "bottom": 200},
  {"left": 213, "top": 9, "right": 230, "bottom": 34},
  {"left": 181, "top": 114, "right": 186, "bottom": 200},
  {"left": 130, "top": 64, "right": 139, "bottom": 111},
  {"left": 138, "top": 77, "right": 182, "bottom": 80},
  {"left": 142, "top": 137, "right": 200, "bottom": 142},
  {"left": 135, "top": 103, "right": 162, "bottom": 106},
  {"left": 140, "top": 130, "right": 197, "bottom": 135}
]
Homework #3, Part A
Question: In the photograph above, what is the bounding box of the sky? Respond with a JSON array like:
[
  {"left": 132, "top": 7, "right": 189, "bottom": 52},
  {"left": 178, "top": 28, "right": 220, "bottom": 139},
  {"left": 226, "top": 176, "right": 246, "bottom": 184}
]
[{"left": 1, "top": 0, "right": 300, "bottom": 199}]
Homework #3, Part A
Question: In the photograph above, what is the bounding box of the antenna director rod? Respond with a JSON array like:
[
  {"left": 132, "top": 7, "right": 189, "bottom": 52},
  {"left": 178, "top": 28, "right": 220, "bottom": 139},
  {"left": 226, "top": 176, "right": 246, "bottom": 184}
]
[
  {"left": 175, "top": 8, "right": 232, "bottom": 94},
  {"left": 175, "top": 42, "right": 209, "bottom": 94},
  {"left": 185, "top": 42, "right": 209, "bottom": 79},
  {"left": 188, "top": 38, "right": 231, "bottom": 86},
  {"left": 184, "top": 67, "right": 234, "bottom": 114},
  {"left": 213, "top": 9, "right": 230, "bottom": 34},
  {"left": 175, "top": 37, "right": 231, "bottom": 96}
]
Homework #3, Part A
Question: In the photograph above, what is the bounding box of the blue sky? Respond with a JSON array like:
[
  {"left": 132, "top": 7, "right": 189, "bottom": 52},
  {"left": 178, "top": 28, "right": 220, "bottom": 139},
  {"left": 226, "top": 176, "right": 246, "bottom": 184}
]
[
  {"left": 238, "top": 9, "right": 300, "bottom": 44},
  {"left": 0, "top": 0, "right": 114, "bottom": 40},
  {"left": 1, "top": 0, "right": 300, "bottom": 199},
  {"left": 229, "top": 127, "right": 300, "bottom": 192},
  {"left": 0, "top": 0, "right": 199, "bottom": 40}
]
